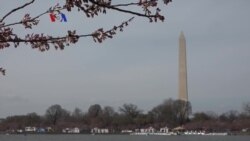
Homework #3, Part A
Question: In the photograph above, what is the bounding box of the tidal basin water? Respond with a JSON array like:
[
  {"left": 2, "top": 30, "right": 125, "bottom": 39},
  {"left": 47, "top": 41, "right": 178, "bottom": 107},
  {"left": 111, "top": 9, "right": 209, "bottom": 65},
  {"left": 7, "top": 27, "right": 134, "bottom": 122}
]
[{"left": 0, "top": 134, "right": 250, "bottom": 141}]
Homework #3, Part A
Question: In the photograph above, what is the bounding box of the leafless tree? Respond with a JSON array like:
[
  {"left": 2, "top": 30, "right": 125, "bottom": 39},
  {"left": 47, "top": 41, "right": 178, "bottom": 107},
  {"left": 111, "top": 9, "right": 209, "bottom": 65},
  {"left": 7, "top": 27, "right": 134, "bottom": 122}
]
[
  {"left": 72, "top": 107, "right": 83, "bottom": 121},
  {"left": 119, "top": 103, "right": 142, "bottom": 119},
  {"left": 0, "top": 0, "right": 172, "bottom": 76},
  {"left": 45, "top": 104, "right": 69, "bottom": 126},
  {"left": 173, "top": 100, "right": 192, "bottom": 125},
  {"left": 243, "top": 102, "right": 250, "bottom": 116}
]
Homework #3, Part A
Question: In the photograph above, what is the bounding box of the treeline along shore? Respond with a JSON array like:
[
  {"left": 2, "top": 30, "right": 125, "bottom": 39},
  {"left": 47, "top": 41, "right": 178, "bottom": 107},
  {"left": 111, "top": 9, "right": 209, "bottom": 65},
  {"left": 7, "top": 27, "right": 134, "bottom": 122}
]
[{"left": 0, "top": 99, "right": 250, "bottom": 135}]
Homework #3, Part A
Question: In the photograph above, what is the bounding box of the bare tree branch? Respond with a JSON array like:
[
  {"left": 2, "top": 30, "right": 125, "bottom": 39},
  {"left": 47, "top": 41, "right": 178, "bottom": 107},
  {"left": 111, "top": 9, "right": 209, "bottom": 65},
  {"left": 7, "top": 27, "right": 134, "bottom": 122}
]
[
  {"left": 112, "top": 2, "right": 140, "bottom": 7},
  {"left": 0, "top": 0, "right": 35, "bottom": 22},
  {"left": 89, "top": 0, "right": 164, "bottom": 21}
]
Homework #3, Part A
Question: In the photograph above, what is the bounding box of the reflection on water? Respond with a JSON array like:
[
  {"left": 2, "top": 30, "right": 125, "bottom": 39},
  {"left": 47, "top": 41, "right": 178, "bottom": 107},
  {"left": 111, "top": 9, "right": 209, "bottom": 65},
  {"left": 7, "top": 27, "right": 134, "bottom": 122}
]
[{"left": 0, "top": 134, "right": 250, "bottom": 141}]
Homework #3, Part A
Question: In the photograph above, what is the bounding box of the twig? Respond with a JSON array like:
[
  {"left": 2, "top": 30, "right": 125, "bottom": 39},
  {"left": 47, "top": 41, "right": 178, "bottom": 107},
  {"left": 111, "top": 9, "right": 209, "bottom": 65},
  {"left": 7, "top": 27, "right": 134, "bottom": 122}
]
[
  {"left": 0, "top": 0, "right": 35, "bottom": 22},
  {"left": 112, "top": 2, "right": 141, "bottom": 7},
  {"left": 1, "top": 7, "right": 65, "bottom": 28},
  {"left": 89, "top": 0, "right": 160, "bottom": 19}
]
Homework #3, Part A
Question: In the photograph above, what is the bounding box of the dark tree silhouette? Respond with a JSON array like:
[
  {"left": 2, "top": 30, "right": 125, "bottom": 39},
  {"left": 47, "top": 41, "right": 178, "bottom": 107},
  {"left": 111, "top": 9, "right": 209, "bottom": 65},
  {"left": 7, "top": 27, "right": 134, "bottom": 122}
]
[
  {"left": 243, "top": 102, "right": 250, "bottom": 116},
  {"left": 1, "top": 101, "right": 250, "bottom": 133},
  {"left": 172, "top": 100, "right": 192, "bottom": 125},
  {"left": 88, "top": 104, "right": 102, "bottom": 118},
  {"left": 119, "top": 103, "right": 142, "bottom": 119},
  {"left": 0, "top": 0, "right": 172, "bottom": 76},
  {"left": 149, "top": 98, "right": 176, "bottom": 125},
  {"left": 149, "top": 99, "right": 192, "bottom": 126},
  {"left": 45, "top": 104, "right": 68, "bottom": 126}
]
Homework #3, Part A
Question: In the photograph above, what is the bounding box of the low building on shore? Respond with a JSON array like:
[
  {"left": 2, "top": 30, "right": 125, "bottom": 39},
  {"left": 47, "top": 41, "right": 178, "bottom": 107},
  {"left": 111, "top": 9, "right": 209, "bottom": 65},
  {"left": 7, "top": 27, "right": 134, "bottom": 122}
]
[
  {"left": 25, "top": 127, "right": 37, "bottom": 132},
  {"left": 62, "top": 127, "right": 80, "bottom": 134},
  {"left": 160, "top": 126, "right": 169, "bottom": 133},
  {"left": 91, "top": 127, "right": 109, "bottom": 134}
]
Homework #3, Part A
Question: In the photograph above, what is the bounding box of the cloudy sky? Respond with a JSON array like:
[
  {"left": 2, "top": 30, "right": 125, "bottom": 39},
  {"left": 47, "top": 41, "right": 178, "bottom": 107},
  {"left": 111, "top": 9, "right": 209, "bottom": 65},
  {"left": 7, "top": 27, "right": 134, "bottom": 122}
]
[{"left": 0, "top": 0, "right": 250, "bottom": 118}]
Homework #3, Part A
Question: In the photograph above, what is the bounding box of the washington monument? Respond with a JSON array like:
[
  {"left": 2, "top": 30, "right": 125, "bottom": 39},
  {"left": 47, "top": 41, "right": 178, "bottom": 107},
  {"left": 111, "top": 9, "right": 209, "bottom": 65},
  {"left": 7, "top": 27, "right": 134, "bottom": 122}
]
[{"left": 178, "top": 31, "right": 188, "bottom": 101}]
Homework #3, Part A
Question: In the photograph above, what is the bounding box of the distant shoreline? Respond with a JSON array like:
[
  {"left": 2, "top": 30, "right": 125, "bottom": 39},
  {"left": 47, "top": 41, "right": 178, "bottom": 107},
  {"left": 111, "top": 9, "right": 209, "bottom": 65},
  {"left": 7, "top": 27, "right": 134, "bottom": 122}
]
[{"left": 1, "top": 132, "right": 250, "bottom": 136}]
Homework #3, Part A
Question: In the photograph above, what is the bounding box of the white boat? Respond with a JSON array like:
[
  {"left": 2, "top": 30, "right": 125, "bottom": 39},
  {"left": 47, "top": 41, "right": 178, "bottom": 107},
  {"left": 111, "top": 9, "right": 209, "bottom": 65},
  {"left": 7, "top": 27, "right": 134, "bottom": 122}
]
[{"left": 130, "top": 132, "right": 177, "bottom": 136}]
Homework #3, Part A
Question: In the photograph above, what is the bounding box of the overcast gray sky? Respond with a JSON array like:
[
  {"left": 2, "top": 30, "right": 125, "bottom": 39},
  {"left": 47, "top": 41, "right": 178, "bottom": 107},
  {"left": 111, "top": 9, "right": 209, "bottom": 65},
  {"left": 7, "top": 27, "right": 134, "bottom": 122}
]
[{"left": 1, "top": 0, "right": 250, "bottom": 118}]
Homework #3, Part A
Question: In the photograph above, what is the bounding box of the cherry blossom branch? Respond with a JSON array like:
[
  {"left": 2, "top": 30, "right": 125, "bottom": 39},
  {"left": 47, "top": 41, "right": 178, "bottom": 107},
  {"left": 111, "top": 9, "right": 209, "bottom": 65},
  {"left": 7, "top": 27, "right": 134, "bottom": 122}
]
[
  {"left": 0, "top": 68, "right": 5, "bottom": 76},
  {"left": 1, "top": 6, "right": 65, "bottom": 28},
  {"left": 0, "top": 17, "right": 134, "bottom": 52},
  {"left": 99, "top": 0, "right": 172, "bottom": 7}
]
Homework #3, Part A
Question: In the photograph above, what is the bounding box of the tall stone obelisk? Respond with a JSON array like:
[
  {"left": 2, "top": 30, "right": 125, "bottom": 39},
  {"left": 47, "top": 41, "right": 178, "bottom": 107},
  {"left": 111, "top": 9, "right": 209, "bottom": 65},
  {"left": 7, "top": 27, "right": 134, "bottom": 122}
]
[{"left": 178, "top": 31, "right": 188, "bottom": 101}]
